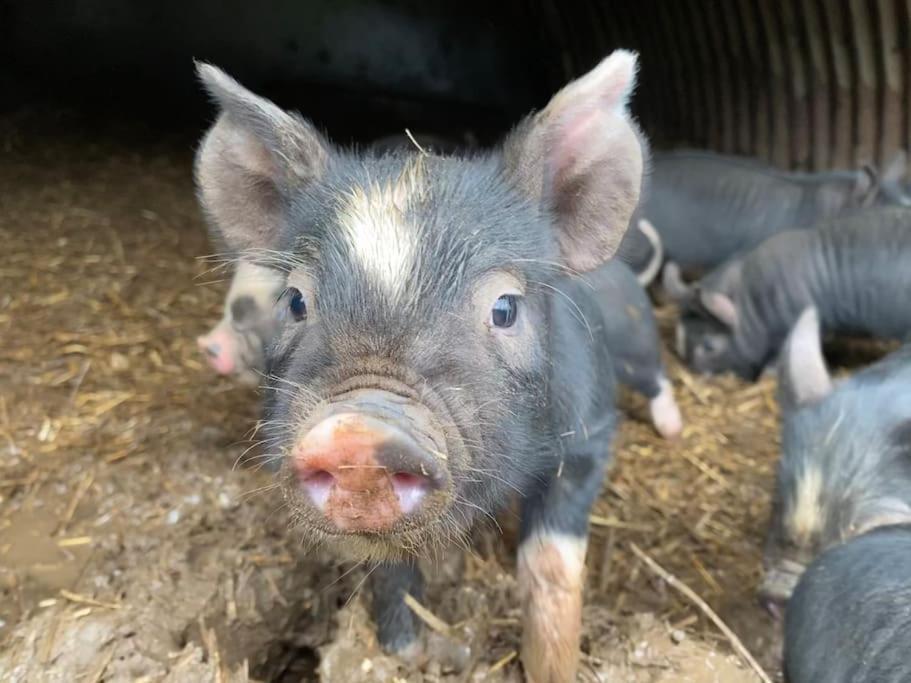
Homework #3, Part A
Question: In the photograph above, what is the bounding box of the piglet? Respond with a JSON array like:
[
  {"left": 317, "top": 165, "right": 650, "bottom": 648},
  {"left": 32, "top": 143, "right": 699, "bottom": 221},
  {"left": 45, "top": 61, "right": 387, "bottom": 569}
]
[
  {"left": 784, "top": 524, "right": 911, "bottom": 683},
  {"left": 668, "top": 207, "right": 911, "bottom": 378},
  {"left": 586, "top": 246, "right": 682, "bottom": 438},
  {"left": 194, "top": 50, "right": 645, "bottom": 682},
  {"left": 760, "top": 308, "right": 911, "bottom": 611},
  {"left": 197, "top": 260, "right": 285, "bottom": 385},
  {"left": 640, "top": 149, "right": 910, "bottom": 272}
]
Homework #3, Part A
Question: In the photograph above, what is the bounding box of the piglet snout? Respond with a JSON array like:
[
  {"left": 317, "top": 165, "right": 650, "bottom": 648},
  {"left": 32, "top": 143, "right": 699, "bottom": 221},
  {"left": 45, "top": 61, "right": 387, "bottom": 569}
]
[
  {"left": 293, "top": 411, "right": 447, "bottom": 532},
  {"left": 197, "top": 327, "right": 238, "bottom": 376}
]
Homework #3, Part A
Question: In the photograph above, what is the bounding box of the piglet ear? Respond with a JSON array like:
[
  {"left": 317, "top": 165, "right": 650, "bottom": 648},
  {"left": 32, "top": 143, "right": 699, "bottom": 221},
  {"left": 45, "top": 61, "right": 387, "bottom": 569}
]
[
  {"left": 194, "top": 63, "right": 330, "bottom": 254},
  {"left": 700, "top": 290, "right": 739, "bottom": 328},
  {"left": 503, "top": 50, "right": 645, "bottom": 272},
  {"left": 778, "top": 307, "right": 833, "bottom": 410}
]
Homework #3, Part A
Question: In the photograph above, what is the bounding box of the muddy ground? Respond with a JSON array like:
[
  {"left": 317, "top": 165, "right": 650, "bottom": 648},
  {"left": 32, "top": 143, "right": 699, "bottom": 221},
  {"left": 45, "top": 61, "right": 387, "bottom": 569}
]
[{"left": 0, "top": 114, "right": 838, "bottom": 682}]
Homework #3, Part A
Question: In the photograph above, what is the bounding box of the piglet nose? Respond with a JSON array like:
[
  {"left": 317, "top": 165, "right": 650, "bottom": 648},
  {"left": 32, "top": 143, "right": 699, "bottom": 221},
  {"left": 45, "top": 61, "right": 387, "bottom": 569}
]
[
  {"left": 293, "top": 413, "right": 445, "bottom": 532},
  {"left": 759, "top": 595, "right": 785, "bottom": 621},
  {"left": 197, "top": 335, "right": 219, "bottom": 357},
  {"left": 197, "top": 332, "right": 236, "bottom": 375}
]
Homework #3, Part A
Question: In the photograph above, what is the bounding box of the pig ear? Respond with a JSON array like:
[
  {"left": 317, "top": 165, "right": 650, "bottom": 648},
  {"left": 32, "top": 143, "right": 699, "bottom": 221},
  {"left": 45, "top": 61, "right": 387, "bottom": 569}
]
[
  {"left": 194, "top": 62, "right": 330, "bottom": 253},
  {"left": 778, "top": 307, "right": 833, "bottom": 409},
  {"left": 699, "top": 290, "right": 738, "bottom": 328},
  {"left": 502, "top": 50, "right": 645, "bottom": 272}
]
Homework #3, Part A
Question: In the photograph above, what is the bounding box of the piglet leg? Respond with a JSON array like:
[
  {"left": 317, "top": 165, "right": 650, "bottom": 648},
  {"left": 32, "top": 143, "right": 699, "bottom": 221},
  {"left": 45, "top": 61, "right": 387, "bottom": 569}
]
[
  {"left": 371, "top": 561, "right": 424, "bottom": 658},
  {"left": 518, "top": 447, "right": 608, "bottom": 683},
  {"left": 518, "top": 530, "right": 586, "bottom": 683}
]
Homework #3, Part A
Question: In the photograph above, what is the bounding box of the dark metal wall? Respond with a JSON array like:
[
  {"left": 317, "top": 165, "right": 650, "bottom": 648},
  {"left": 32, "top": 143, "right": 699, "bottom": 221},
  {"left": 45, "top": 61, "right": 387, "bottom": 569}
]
[
  {"left": 3, "top": 0, "right": 910, "bottom": 172},
  {"left": 529, "top": 0, "right": 911, "bottom": 172}
]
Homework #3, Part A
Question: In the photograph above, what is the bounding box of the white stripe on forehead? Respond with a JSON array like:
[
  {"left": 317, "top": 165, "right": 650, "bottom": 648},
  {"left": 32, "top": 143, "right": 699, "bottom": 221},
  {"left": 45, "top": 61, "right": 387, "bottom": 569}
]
[{"left": 337, "top": 159, "right": 425, "bottom": 298}]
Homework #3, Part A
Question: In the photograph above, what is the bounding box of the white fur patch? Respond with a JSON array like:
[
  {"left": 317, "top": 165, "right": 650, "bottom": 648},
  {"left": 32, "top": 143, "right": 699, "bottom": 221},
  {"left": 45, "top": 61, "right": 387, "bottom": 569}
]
[
  {"left": 518, "top": 531, "right": 587, "bottom": 578},
  {"left": 787, "top": 466, "right": 824, "bottom": 544},
  {"left": 228, "top": 260, "right": 287, "bottom": 312},
  {"left": 337, "top": 161, "right": 425, "bottom": 298},
  {"left": 517, "top": 531, "right": 587, "bottom": 683},
  {"left": 649, "top": 376, "right": 683, "bottom": 439}
]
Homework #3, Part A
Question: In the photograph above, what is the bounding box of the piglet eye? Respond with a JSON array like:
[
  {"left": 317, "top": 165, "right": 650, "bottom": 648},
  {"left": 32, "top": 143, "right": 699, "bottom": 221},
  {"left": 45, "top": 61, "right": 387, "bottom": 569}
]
[
  {"left": 491, "top": 294, "right": 518, "bottom": 328},
  {"left": 288, "top": 287, "right": 307, "bottom": 322}
]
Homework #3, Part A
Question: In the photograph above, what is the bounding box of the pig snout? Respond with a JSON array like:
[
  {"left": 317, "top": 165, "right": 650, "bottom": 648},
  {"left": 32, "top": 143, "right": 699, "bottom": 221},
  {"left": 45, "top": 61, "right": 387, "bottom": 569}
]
[
  {"left": 197, "top": 326, "right": 239, "bottom": 376},
  {"left": 292, "top": 393, "right": 450, "bottom": 533},
  {"left": 758, "top": 559, "right": 805, "bottom": 618}
]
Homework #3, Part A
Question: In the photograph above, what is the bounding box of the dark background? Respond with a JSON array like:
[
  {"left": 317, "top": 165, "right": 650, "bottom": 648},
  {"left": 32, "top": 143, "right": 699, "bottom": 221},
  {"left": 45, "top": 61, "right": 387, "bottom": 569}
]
[{"left": 2, "top": 0, "right": 910, "bottom": 167}]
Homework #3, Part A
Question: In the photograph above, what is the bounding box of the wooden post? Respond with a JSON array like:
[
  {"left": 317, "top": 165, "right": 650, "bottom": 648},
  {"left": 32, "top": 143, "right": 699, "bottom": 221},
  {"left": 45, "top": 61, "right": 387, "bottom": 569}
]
[
  {"left": 821, "top": 1, "right": 853, "bottom": 169},
  {"left": 756, "top": 0, "right": 792, "bottom": 167},
  {"left": 876, "top": 0, "right": 902, "bottom": 167},
  {"left": 798, "top": 0, "right": 832, "bottom": 170}
]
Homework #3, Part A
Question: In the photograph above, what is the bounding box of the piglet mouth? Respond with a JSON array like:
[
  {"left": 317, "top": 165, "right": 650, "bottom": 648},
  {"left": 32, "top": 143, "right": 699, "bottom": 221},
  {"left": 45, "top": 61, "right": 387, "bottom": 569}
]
[{"left": 289, "top": 389, "right": 452, "bottom": 535}]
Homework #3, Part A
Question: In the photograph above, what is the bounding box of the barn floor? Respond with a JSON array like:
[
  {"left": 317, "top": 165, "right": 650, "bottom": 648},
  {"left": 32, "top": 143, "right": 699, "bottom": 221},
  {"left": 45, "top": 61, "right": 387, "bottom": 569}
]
[{"left": 0, "top": 115, "right": 814, "bottom": 682}]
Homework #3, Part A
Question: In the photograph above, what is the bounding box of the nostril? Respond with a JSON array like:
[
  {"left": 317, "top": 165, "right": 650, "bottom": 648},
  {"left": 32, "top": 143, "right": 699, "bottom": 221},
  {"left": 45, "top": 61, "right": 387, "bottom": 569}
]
[
  {"left": 392, "top": 472, "right": 425, "bottom": 488},
  {"left": 298, "top": 469, "right": 335, "bottom": 511},
  {"left": 391, "top": 472, "right": 430, "bottom": 515},
  {"left": 759, "top": 595, "right": 785, "bottom": 621}
]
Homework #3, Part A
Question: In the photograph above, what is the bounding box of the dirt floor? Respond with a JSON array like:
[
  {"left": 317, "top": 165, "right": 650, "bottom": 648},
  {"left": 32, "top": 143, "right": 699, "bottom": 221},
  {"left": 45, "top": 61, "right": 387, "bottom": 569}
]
[{"left": 0, "top": 115, "right": 823, "bottom": 682}]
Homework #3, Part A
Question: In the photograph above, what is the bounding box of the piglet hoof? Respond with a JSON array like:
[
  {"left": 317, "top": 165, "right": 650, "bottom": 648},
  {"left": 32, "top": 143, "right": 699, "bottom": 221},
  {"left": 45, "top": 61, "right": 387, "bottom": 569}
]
[
  {"left": 389, "top": 630, "right": 472, "bottom": 673},
  {"left": 389, "top": 638, "right": 425, "bottom": 666},
  {"left": 425, "top": 630, "right": 472, "bottom": 672},
  {"left": 649, "top": 378, "right": 683, "bottom": 440}
]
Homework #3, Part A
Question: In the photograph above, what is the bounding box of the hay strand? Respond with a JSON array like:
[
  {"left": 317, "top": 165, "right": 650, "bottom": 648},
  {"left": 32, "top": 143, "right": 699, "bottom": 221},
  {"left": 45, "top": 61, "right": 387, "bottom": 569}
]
[{"left": 630, "top": 543, "right": 772, "bottom": 683}]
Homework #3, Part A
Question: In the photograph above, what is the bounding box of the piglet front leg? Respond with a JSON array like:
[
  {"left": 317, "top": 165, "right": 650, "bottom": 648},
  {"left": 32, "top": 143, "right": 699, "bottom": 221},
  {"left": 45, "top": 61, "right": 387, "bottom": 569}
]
[
  {"left": 518, "top": 530, "right": 587, "bottom": 682},
  {"left": 371, "top": 561, "right": 472, "bottom": 670},
  {"left": 518, "top": 450, "right": 607, "bottom": 683},
  {"left": 371, "top": 561, "right": 425, "bottom": 658}
]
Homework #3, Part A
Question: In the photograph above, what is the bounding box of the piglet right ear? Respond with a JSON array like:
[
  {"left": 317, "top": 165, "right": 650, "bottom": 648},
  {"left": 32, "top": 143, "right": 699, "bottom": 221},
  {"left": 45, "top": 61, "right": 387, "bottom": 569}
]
[
  {"left": 503, "top": 50, "right": 645, "bottom": 272},
  {"left": 195, "top": 63, "right": 330, "bottom": 254},
  {"left": 778, "top": 307, "right": 833, "bottom": 410}
]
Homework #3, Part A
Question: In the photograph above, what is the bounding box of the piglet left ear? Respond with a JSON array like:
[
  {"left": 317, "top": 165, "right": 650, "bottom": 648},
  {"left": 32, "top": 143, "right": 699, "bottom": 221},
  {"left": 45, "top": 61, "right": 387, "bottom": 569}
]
[
  {"left": 778, "top": 307, "right": 833, "bottom": 410},
  {"left": 503, "top": 50, "right": 645, "bottom": 272}
]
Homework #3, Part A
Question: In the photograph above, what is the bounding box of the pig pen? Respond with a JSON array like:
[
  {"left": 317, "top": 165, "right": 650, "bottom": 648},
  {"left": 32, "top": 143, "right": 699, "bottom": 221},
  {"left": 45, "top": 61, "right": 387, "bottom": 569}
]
[
  {"left": 0, "top": 115, "right": 788, "bottom": 683},
  {"left": 3, "top": 0, "right": 910, "bottom": 680}
]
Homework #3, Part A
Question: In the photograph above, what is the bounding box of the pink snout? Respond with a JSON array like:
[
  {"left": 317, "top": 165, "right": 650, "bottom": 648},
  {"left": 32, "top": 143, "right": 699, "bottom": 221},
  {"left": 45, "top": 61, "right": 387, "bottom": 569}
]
[
  {"left": 292, "top": 413, "right": 448, "bottom": 532},
  {"left": 197, "top": 326, "right": 238, "bottom": 376}
]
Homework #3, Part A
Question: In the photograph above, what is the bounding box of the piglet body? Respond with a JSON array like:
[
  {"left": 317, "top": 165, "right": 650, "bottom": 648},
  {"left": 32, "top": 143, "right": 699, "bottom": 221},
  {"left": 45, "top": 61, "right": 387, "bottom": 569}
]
[
  {"left": 641, "top": 149, "right": 908, "bottom": 271},
  {"left": 194, "top": 50, "right": 647, "bottom": 682},
  {"left": 672, "top": 207, "right": 911, "bottom": 378},
  {"left": 785, "top": 525, "right": 911, "bottom": 683},
  {"left": 761, "top": 309, "right": 911, "bottom": 609}
]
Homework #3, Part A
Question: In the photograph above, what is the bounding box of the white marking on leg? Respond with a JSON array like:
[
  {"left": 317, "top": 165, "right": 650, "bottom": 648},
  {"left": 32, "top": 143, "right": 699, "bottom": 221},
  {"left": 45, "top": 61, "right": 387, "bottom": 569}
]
[
  {"left": 517, "top": 531, "right": 587, "bottom": 683},
  {"left": 649, "top": 376, "right": 683, "bottom": 439}
]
